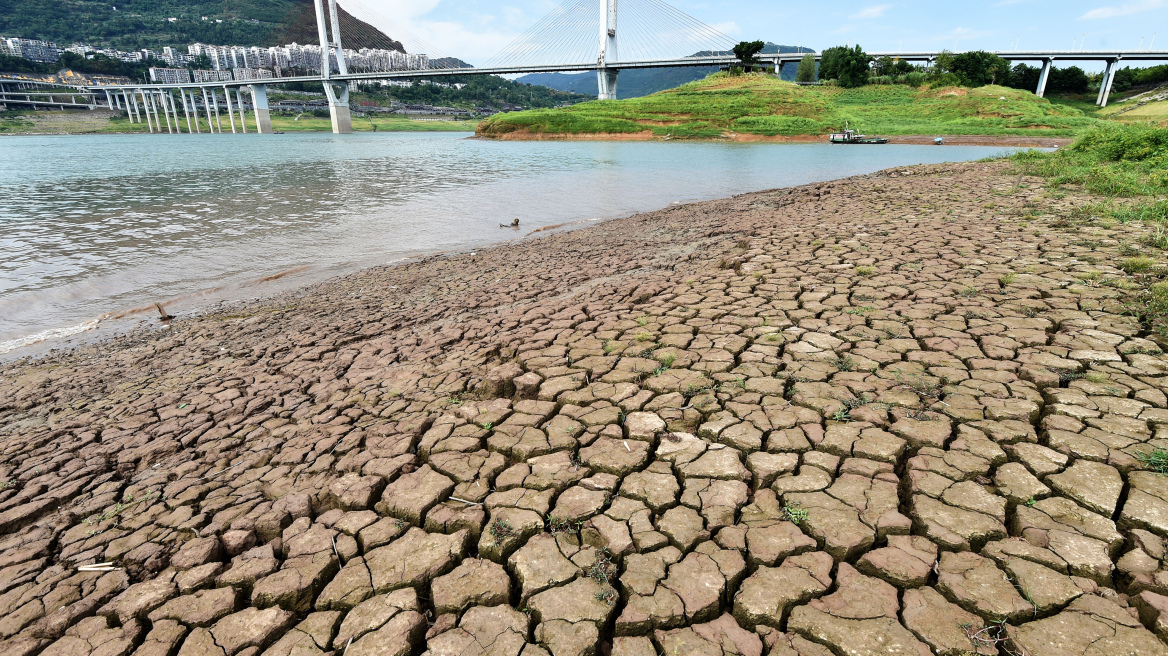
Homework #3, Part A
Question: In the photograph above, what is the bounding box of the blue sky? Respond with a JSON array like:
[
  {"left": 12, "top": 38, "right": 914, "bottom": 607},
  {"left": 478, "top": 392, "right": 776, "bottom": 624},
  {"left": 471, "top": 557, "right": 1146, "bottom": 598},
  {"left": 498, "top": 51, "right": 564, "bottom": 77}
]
[{"left": 364, "top": 0, "right": 1166, "bottom": 70}]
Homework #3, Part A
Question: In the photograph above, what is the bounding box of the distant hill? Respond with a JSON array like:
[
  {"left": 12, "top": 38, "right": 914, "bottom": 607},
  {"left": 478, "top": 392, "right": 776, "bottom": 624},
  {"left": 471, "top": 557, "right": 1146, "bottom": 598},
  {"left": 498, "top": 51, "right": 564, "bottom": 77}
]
[
  {"left": 0, "top": 0, "right": 401, "bottom": 52},
  {"left": 279, "top": 1, "right": 403, "bottom": 52},
  {"left": 516, "top": 44, "right": 814, "bottom": 99}
]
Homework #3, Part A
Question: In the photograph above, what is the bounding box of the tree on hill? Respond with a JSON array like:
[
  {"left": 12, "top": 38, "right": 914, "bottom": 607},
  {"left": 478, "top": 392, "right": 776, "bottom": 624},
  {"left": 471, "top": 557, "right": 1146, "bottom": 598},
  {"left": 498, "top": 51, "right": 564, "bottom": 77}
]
[
  {"left": 795, "top": 53, "right": 816, "bottom": 83},
  {"left": 1006, "top": 63, "right": 1090, "bottom": 95},
  {"left": 872, "top": 56, "right": 914, "bottom": 77},
  {"left": 1112, "top": 64, "right": 1168, "bottom": 93},
  {"left": 817, "top": 46, "right": 849, "bottom": 81},
  {"left": 732, "top": 41, "right": 766, "bottom": 69},
  {"left": 1009, "top": 63, "right": 1041, "bottom": 92},
  {"left": 941, "top": 51, "right": 1012, "bottom": 87},
  {"left": 818, "top": 45, "right": 870, "bottom": 87},
  {"left": 836, "top": 46, "right": 872, "bottom": 88}
]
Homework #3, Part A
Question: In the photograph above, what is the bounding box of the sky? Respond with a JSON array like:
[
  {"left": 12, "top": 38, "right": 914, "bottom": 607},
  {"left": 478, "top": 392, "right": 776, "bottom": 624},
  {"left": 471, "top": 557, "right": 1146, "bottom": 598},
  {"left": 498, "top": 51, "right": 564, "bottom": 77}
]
[{"left": 358, "top": 0, "right": 1167, "bottom": 70}]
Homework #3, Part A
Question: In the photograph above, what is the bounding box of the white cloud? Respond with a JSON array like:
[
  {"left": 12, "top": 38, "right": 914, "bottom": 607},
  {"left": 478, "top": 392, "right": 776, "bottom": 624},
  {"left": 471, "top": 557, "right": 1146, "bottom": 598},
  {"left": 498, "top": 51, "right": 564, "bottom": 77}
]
[
  {"left": 710, "top": 21, "right": 741, "bottom": 36},
  {"left": 348, "top": 0, "right": 528, "bottom": 63},
  {"left": 852, "top": 4, "right": 892, "bottom": 19},
  {"left": 359, "top": 0, "right": 442, "bottom": 20},
  {"left": 1080, "top": 0, "right": 1166, "bottom": 19}
]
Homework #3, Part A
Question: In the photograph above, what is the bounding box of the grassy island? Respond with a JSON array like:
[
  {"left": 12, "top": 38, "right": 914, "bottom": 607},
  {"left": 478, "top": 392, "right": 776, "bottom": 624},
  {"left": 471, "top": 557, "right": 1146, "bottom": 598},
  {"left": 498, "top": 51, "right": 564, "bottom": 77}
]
[{"left": 476, "top": 73, "right": 1097, "bottom": 140}]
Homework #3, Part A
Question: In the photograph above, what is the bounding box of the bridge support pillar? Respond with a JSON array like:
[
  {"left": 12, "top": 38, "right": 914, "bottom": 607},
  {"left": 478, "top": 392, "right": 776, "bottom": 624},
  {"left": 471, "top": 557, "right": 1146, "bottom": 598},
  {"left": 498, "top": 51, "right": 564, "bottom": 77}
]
[
  {"left": 224, "top": 86, "right": 238, "bottom": 133},
  {"left": 323, "top": 81, "right": 352, "bottom": 134},
  {"left": 251, "top": 84, "right": 274, "bottom": 134},
  {"left": 1035, "top": 59, "right": 1052, "bottom": 98},
  {"left": 139, "top": 90, "right": 154, "bottom": 133},
  {"left": 179, "top": 89, "right": 192, "bottom": 133},
  {"left": 236, "top": 88, "right": 248, "bottom": 133},
  {"left": 1098, "top": 59, "right": 1119, "bottom": 107},
  {"left": 597, "top": 68, "right": 618, "bottom": 100}
]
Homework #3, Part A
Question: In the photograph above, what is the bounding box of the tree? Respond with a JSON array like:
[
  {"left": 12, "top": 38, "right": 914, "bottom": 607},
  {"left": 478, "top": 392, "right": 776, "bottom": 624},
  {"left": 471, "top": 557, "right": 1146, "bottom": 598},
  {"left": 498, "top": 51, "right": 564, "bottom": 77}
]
[
  {"left": 817, "top": 45, "right": 870, "bottom": 87},
  {"left": 1008, "top": 63, "right": 1041, "bottom": 92},
  {"left": 1049, "top": 66, "right": 1089, "bottom": 94},
  {"left": 945, "top": 51, "right": 1012, "bottom": 87},
  {"left": 836, "top": 45, "right": 872, "bottom": 88},
  {"left": 733, "top": 40, "right": 766, "bottom": 69},
  {"left": 795, "top": 53, "right": 817, "bottom": 83},
  {"left": 872, "top": 56, "right": 914, "bottom": 77},
  {"left": 818, "top": 46, "right": 849, "bottom": 81}
]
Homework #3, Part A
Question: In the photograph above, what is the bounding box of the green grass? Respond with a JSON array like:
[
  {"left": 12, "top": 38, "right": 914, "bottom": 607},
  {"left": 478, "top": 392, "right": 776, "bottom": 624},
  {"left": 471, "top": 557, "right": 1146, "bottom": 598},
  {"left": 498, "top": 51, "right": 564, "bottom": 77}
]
[
  {"left": 1010, "top": 122, "right": 1168, "bottom": 197},
  {"left": 477, "top": 73, "right": 1096, "bottom": 139},
  {"left": 1011, "top": 122, "right": 1168, "bottom": 335}
]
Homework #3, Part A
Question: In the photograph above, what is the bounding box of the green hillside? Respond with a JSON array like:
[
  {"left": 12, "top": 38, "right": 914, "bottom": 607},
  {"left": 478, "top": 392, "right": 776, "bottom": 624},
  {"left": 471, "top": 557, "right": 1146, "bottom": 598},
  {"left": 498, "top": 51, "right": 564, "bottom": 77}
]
[
  {"left": 0, "top": 0, "right": 369, "bottom": 51},
  {"left": 477, "top": 73, "right": 1098, "bottom": 139}
]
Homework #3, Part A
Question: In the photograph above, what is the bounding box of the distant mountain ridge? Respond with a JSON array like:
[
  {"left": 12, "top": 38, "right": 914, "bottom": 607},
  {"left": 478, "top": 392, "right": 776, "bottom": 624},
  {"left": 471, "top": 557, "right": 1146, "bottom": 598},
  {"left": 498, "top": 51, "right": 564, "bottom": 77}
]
[
  {"left": 0, "top": 0, "right": 401, "bottom": 52},
  {"left": 517, "top": 44, "right": 815, "bottom": 99}
]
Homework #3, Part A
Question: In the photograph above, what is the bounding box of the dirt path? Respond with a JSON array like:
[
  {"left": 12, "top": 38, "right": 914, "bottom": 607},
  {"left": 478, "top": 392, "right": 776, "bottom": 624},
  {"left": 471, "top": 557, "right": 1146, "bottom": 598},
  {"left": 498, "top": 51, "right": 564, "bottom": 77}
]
[{"left": 1, "top": 161, "right": 1166, "bottom": 656}]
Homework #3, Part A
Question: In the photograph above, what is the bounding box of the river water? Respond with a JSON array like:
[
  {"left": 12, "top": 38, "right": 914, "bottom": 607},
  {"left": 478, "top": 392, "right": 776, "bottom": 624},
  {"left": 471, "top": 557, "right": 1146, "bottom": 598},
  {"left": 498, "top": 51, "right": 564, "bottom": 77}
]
[{"left": 0, "top": 132, "right": 1021, "bottom": 355}]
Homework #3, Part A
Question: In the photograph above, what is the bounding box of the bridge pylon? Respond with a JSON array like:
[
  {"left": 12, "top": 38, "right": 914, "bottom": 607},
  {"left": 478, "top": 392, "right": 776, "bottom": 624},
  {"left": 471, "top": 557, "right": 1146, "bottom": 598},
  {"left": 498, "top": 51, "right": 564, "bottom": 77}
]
[
  {"left": 314, "top": 0, "right": 353, "bottom": 133},
  {"left": 597, "top": 0, "right": 619, "bottom": 100}
]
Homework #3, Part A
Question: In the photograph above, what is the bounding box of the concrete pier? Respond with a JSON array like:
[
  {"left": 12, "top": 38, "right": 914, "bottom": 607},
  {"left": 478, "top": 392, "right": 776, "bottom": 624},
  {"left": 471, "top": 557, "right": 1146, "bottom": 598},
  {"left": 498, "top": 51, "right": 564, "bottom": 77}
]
[
  {"left": 1035, "top": 59, "right": 1052, "bottom": 98},
  {"left": 251, "top": 85, "right": 274, "bottom": 134}
]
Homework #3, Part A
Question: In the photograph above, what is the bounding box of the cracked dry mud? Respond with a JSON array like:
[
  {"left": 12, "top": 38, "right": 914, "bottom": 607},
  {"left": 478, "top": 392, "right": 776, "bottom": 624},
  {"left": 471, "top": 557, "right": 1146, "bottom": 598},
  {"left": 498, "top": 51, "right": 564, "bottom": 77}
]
[{"left": 3, "top": 160, "right": 1168, "bottom": 656}]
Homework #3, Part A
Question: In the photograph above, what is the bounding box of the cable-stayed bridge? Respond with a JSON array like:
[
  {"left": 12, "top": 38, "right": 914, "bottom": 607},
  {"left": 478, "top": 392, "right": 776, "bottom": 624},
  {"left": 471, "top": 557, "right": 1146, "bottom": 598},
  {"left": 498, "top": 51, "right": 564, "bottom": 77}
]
[{"left": 13, "top": 0, "right": 1163, "bottom": 134}]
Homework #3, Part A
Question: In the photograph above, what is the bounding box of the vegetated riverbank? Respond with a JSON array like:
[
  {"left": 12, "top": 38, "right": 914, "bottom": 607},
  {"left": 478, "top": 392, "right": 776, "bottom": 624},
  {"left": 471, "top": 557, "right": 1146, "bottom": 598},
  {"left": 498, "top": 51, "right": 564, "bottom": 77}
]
[
  {"left": 0, "top": 109, "right": 475, "bottom": 135},
  {"left": 477, "top": 73, "right": 1098, "bottom": 141},
  {"left": 2, "top": 123, "right": 1168, "bottom": 656}
]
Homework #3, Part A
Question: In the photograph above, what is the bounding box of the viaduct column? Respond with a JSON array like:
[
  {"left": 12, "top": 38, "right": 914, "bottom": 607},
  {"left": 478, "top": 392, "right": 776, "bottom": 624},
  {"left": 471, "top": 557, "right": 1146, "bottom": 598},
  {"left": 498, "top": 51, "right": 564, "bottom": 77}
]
[
  {"left": 1035, "top": 58, "right": 1052, "bottom": 98},
  {"left": 250, "top": 85, "right": 274, "bottom": 133},
  {"left": 597, "top": 0, "right": 619, "bottom": 100},
  {"left": 1098, "top": 57, "right": 1120, "bottom": 107}
]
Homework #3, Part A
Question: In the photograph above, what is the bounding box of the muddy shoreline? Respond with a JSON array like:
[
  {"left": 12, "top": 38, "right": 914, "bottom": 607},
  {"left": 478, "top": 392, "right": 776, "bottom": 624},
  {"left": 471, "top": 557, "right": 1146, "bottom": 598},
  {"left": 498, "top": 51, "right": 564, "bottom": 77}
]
[
  {"left": 1, "top": 161, "right": 1167, "bottom": 656},
  {"left": 480, "top": 130, "right": 1073, "bottom": 148}
]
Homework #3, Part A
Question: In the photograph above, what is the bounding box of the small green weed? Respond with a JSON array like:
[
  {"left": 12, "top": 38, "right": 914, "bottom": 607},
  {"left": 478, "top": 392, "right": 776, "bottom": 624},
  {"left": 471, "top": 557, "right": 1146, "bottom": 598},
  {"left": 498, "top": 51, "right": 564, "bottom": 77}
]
[
  {"left": 783, "top": 504, "right": 810, "bottom": 524},
  {"left": 1121, "top": 256, "right": 1157, "bottom": 274},
  {"left": 829, "top": 355, "right": 856, "bottom": 372},
  {"left": 1137, "top": 447, "right": 1168, "bottom": 474},
  {"left": 489, "top": 518, "right": 518, "bottom": 544},
  {"left": 1144, "top": 225, "right": 1168, "bottom": 250},
  {"left": 855, "top": 266, "right": 875, "bottom": 277}
]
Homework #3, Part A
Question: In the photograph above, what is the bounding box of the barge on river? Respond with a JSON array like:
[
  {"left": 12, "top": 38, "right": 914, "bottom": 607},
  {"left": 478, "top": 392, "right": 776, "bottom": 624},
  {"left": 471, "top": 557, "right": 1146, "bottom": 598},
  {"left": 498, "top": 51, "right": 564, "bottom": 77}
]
[{"left": 828, "top": 123, "right": 889, "bottom": 144}]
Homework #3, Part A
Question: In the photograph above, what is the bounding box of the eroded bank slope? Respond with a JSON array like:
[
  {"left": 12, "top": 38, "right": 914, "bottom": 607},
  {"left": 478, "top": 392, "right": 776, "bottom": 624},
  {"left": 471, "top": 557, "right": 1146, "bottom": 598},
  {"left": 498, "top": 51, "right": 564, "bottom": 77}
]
[{"left": 2, "top": 161, "right": 1168, "bottom": 656}]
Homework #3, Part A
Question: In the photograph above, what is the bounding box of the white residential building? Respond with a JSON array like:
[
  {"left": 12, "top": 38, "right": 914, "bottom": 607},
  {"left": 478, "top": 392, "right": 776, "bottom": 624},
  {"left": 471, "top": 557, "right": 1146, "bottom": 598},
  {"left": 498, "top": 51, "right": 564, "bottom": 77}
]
[
  {"left": 149, "top": 67, "right": 192, "bottom": 84},
  {"left": 232, "top": 67, "right": 274, "bottom": 81},
  {"left": 191, "top": 69, "right": 233, "bottom": 83},
  {"left": 2, "top": 37, "right": 62, "bottom": 62}
]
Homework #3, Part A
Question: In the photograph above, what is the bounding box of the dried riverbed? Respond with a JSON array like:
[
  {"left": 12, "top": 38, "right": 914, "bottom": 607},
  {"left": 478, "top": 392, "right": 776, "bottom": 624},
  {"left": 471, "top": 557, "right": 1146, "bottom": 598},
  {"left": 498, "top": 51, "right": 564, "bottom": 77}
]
[{"left": 2, "top": 161, "right": 1168, "bottom": 656}]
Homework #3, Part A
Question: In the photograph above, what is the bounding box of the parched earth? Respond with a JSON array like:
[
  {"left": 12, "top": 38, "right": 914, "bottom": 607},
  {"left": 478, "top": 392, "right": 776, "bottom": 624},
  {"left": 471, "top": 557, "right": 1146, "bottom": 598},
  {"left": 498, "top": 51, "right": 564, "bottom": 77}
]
[{"left": 3, "top": 161, "right": 1168, "bottom": 656}]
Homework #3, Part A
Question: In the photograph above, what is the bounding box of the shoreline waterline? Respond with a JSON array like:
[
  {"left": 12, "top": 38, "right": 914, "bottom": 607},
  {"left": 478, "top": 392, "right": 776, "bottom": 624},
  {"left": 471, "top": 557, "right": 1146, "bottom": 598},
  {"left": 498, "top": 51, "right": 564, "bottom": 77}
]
[{"left": 0, "top": 134, "right": 1036, "bottom": 359}]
